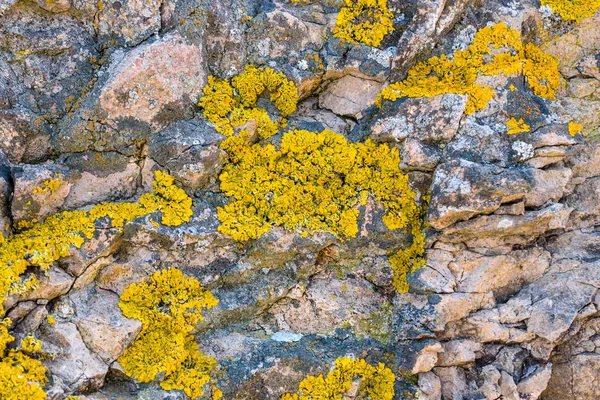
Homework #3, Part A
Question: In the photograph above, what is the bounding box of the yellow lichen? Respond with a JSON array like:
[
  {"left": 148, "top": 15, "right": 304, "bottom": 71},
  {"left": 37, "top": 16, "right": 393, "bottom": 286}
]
[
  {"left": 281, "top": 357, "right": 395, "bottom": 399},
  {"left": 506, "top": 117, "right": 531, "bottom": 135},
  {"left": 217, "top": 128, "right": 425, "bottom": 292},
  {"left": 21, "top": 335, "right": 43, "bottom": 353},
  {"left": 334, "top": 0, "right": 394, "bottom": 47},
  {"left": 0, "top": 171, "right": 192, "bottom": 316},
  {"left": 568, "top": 120, "right": 583, "bottom": 136},
  {"left": 199, "top": 65, "right": 298, "bottom": 139},
  {"left": 541, "top": 0, "right": 600, "bottom": 22},
  {"left": 47, "top": 315, "right": 56, "bottom": 325},
  {"left": 118, "top": 268, "right": 219, "bottom": 399},
  {"left": 377, "top": 23, "right": 561, "bottom": 114},
  {"left": 32, "top": 177, "right": 63, "bottom": 195},
  {"left": 0, "top": 319, "right": 48, "bottom": 400},
  {"left": 217, "top": 129, "right": 420, "bottom": 242}
]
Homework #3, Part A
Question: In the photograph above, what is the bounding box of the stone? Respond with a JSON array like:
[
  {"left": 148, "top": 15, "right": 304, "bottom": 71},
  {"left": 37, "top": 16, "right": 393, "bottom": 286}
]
[
  {"left": 419, "top": 371, "right": 442, "bottom": 400},
  {"left": 99, "top": 32, "right": 206, "bottom": 128},
  {"left": 4, "top": 266, "right": 74, "bottom": 311},
  {"left": 70, "top": 286, "right": 142, "bottom": 364},
  {"left": 437, "top": 340, "right": 482, "bottom": 367},
  {"left": 11, "top": 163, "right": 71, "bottom": 224},
  {"left": 39, "top": 321, "right": 108, "bottom": 392},
  {"left": 400, "top": 138, "right": 441, "bottom": 170},
  {"left": 437, "top": 204, "right": 572, "bottom": 249},
  {"left": 433, "top": 366, "right": 467, "bottom": 400},
  {"left": 11, "top": 154, "right": 140, "bottom": 225},
  {"left": 13, "top": 304, "right": 47, "bottom": 334},
  {"left": 449, "top": 248, "right": 550, "bottom": 295},
  {"left": 36, "top": 0, "right": 70, "bottom": 13},
  {"left": 517, "top": 363, "right": 552, "bottom": 399},
  {"left": 427, "top": 159, "right": 532, "bottom": 230},
  {"left": 428, "top": 292, "right": 495, "bottom": 332},
  {"left": 148, "top": 118, "right": 226, "bottom": 190},
  {"left": 96, "top": 0, "right": 161, "bottom": 46},
  {"left": 0, "top": 109, "right": 51, "bottom": 163},
  {"left": 57, "top": 32, "right": 207, "bottom": 155},
  {"left": 525, "top": 262, "right": 599, "bottom": 342},
  {"left": 319, "top": 75, "right": 383, "bottom": 118},
  {"left": 370, "top": 94, "right": 467, "bottom": 144},
  {"left": 412, "top": 341, "right": 443, "bottom": 373},
  {"left": 428, "top": 160, "right": 572, "bottom": 230},
  {"left": 267, "top": 273, "right": 387, "bottom": 335}
]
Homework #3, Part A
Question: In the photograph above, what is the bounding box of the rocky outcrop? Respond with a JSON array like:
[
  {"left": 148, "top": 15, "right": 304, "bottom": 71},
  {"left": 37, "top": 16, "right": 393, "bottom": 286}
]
[{"left": 1, "top": 0, "right": 600, "bottom": 399}]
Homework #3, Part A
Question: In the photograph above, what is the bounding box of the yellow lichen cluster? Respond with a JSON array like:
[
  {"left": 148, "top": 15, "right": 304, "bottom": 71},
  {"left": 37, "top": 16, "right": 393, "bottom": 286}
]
[
  {"left": 281, "top": 357, "right": 395, "bottom": 399},
  {"left": 541, "top": 0, "right": 600, "bottom": 22},
  {"left": 0, "top": 171, "right": 192, "bottom": 316},
  {"left": 377, "top": 23, "right": 561, "bottom": 114},
  {"left": 118, "top": 268, "right": 220, "bottom": 399},
  {"left": 217, "top": 128, "right": 425, "bottom": 291},
  {"left": 0, "top": 319, "right": 48, "bottom": 400},
  {"left": 199, "top": 65, "right": 298, "bottom": 139},
  {"left": 506, "top": 117, "right": 531, "bottom": 134},
  {"left": 217, "top": 129, "right": 420, "bottom": 242},
  {"left": 32, "top": 177, "right": 63, "bottom": 195},
  {"left": 334, "top": 0, "right": 394, "bottom": 47},
  {"left": 568, "top": 120, "right": 583, "bottom": 136}
]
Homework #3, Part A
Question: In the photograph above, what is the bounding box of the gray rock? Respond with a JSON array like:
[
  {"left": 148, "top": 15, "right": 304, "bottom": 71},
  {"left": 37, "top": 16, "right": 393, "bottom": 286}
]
[
  {"left": 39, "top": 321, "right": 108, "bottom": 392},
  {"left": 148, "top": 118, "right": 226, "bottom": 190}
]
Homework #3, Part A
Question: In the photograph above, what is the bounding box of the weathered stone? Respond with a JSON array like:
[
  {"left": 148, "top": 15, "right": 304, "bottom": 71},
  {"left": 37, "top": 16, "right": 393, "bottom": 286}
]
[
  {"left": 428, "top": 160, "right": 571, "bottom": 230},
  {"left": 148, "top": 118, "right": 226, "bottom": 190},
  {"left": 437, "top": 340, "right": 482, "bottom": 367},
  {"left": 401, "top": 138, "right": 441, "bottom": 170},
  {"left": 39, "top": 321, "right": 108, "bottom": 392},
  {"left": 36, "top": 0, "right": 70, "bottom": 12},
  {"left": 0, "top": 109, "right": 51, "bottom": 163},
  {"left": 428, "top": 292, "right": 495, "bottom": 332},
  {"left": 5, "top": 266, "right": 74, "bottom": 311},
  {"left": 370, "top": 94, "right": 467, "bottom": 143},
  {"left": 319, "top": 75, "right": 383, "bottom": 118},
  {"left": 517, "top": 363, "right": 552, "bottom": 399},
  {"left": 419, "top": 371, "right": 442, "bottom": 400},
  {"left": 449, "top": 248, "right": 550, "bottom": 295},
  {"left": 70, "top": 286, "right": 142, "bottom": 364},
  {"left": 412, "top": 341, "right": 443, "bottom": 373},
  {"left": 433, "top": 366, "right": 467, "bottom": 400},
  {"left": 437, "top": 204, "right": 572, "bottom": 249},
  {"left": 525, "top": 262, "right": 599, "bottom": 342},
  {"left": 58, "top": 32, "right": 206, "bottom": 155}
]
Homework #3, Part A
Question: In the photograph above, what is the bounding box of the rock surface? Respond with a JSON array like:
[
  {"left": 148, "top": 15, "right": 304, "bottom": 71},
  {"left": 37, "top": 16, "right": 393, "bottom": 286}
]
[{"left": 0, "top": 0, "right": 600, "bottom": 399}]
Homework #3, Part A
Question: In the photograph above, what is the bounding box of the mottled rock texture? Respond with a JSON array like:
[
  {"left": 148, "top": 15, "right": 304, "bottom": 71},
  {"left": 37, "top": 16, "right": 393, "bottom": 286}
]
[{"left": 1, "top": 0, "right": 600, "bottom": 399}]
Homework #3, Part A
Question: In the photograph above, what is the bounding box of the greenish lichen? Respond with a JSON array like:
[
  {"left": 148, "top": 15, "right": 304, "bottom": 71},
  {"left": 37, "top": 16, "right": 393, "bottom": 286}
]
[{"left": 356, "top": 300, "right": 393, "bottom": 344}]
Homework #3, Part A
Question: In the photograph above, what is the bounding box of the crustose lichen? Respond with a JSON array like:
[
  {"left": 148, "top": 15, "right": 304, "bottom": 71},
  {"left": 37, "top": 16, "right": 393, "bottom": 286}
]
[
  {"left": 377, "top": 23, "right": 561, "bottom": 115},
  {"left": 541, "top": 0, "right": 600, "bottom": 22},
  {"left": 199, "top": 65, "right": 298, "bottom": 139},
  {"left": 0, "top": 170, "right": 193, "bottom": 318},
  {"left": 118, "top": 268, "right": 221, "bottom": 399},
  {"left": 333, "top": 0, "right": 394, "bottom": 47},
  {"left": 281, "top": 356, "right": 395, "bottom": 399}
]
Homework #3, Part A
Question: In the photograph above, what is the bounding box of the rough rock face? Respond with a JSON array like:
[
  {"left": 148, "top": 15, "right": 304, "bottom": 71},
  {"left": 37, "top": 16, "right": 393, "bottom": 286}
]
[{"left": 1, "top": 0, "right": 600, "bottom": 399}]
